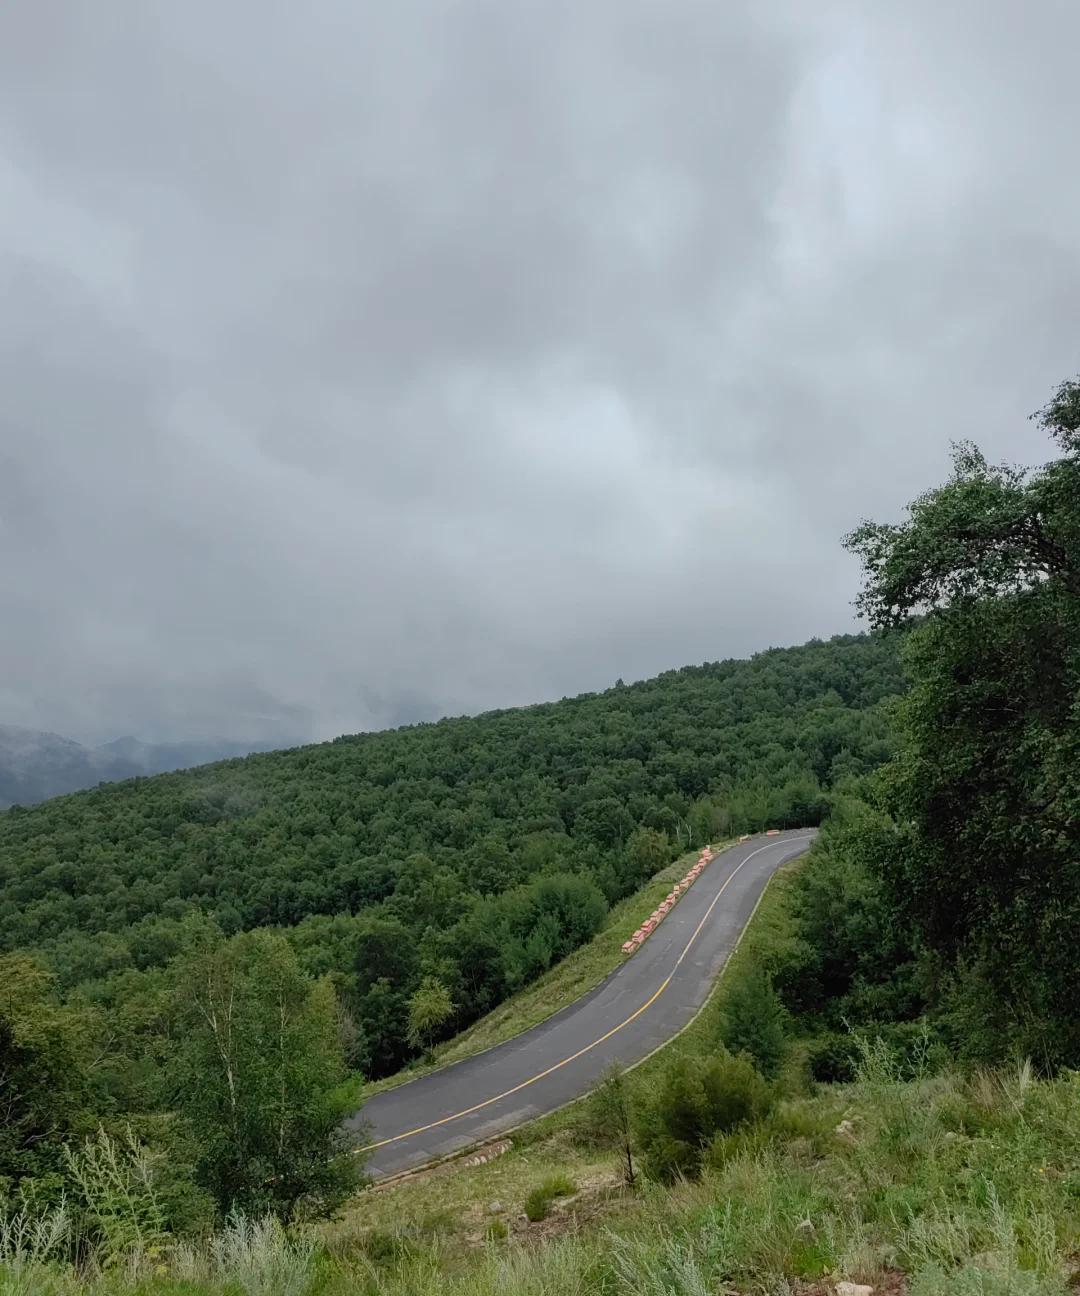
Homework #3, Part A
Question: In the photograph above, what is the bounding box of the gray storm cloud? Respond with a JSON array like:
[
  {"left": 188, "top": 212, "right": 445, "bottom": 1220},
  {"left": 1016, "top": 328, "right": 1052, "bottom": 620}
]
[{"left": 1, "top": 0, "right": 1077, "bottom": 745}]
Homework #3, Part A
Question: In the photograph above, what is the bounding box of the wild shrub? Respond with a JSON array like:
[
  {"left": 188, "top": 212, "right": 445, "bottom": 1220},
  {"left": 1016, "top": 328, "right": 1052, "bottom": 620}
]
[
  {"left": 63, "top": 1128, "right": 168, "bottom": 1270},
  {"left": 173, "top": 1212, "right": 316, "bottom": 1296},
  {"left": 0, "top": 1203, "right": 71, "bottom": 1296},
  {"left": 720, "top": 968, "right": 788, "bottom": 1078},
  {"left": 637, "top": 1052, "right": 773, "bottom": 1182},
  {"left": 523, "top": 1173, "right": 576, "bottom": 1223},
  {"left": 806, "top": 1031, "right": 860, "bottom": 1083}
]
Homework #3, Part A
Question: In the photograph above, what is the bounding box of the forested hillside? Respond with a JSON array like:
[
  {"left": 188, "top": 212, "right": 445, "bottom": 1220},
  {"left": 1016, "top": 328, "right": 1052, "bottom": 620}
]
[{"left": 1, "top": 633, "right": 900, "bottom": 1074}]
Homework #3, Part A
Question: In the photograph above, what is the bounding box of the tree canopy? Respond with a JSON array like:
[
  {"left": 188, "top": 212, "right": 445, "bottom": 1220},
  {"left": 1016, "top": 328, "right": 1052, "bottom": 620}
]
[{"left": 791, "top": 376, "right": 1080, "bottom": 1069}]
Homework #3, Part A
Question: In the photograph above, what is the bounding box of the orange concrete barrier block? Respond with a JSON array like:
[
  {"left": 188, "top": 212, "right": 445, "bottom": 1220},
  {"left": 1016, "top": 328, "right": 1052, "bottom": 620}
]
[
  {"left": 621, "top": 940, "right": 636, "bottom": 953},
  {"left": 766, "top": 828, "right": 780, "bottom": 836}
]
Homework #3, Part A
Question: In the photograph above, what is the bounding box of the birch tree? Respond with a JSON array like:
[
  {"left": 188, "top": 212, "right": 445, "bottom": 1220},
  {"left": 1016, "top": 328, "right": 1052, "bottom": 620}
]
[{"left": 171, "top": 928, "right": 363, "bottom": 1219}]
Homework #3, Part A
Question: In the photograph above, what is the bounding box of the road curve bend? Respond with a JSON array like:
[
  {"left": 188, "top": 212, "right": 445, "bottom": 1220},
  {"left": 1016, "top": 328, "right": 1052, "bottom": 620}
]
[{"left": 347, "top": 828, "right": 815, "bottom": 1178}]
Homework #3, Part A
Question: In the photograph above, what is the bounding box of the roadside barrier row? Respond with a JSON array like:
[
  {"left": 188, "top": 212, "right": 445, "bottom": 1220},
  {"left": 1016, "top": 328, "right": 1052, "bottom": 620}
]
[
  {"left": 619, "top": 830, "right": 783, "bottom": 956},
  {"left": 620, "top": 844, "right": 715, "bottom": 956}
]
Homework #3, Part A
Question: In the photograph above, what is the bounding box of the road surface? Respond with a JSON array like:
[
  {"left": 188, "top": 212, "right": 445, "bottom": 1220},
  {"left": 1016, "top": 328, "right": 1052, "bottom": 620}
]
[{"left": 347, "top": 828, "right": 815, "bottom": 1177}]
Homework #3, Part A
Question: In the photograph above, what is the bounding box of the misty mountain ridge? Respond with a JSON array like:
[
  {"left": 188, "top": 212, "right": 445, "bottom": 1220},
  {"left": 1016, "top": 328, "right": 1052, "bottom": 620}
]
[{"left": 0, "top": 724, "right": 283, "bottom": 809}]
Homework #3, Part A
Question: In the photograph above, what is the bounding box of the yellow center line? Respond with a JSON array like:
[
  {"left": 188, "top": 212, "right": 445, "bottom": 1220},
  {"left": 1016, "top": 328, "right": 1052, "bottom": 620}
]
[{"left": 358, "top": 834, "right": 813, "bottom": 1153}]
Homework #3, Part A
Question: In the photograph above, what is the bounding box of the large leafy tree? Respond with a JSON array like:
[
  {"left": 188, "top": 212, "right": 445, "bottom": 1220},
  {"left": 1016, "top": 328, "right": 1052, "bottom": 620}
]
[
  {"left": 170, "top": 928, "right": 363, "bottom": 1219},
  {"left": 844, "top": 376, "right": 1080, "bottom": 1066}
]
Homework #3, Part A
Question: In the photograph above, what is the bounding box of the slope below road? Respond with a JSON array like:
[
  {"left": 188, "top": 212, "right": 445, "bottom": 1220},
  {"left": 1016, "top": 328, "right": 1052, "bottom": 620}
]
[{"left": 348, "top": 828, "right": 815, "bottom": 1178}]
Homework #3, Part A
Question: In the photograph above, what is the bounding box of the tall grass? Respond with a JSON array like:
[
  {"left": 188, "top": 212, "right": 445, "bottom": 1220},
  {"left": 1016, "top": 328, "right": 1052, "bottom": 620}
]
[
  {"left": 173, "top": 1214, "right": 316, "bottom": 1296},
  {"left": 0, "top": 1203, "right": 71, "bottom": 1296},
  {"left": 3, "top": 1055, "right": 1080, "bottom": 1295},
  {"left": 63, "top": 1128, "right": 168, "bottom": 1270}
]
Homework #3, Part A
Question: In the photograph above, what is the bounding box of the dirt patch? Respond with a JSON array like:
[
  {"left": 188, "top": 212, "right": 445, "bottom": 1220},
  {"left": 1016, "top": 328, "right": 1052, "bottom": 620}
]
[
  {"left": 794, "top": 1270, "right": 909, "bottom": 1296},
  {"left": 509, "top": 1169, "right": 629, "bottom": 1244}
]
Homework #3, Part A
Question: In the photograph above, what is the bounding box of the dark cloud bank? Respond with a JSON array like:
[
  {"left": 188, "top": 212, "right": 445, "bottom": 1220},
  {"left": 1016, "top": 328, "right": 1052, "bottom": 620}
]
[{"left": 1, "top": 1, "right": 1077, "bottom": 747}]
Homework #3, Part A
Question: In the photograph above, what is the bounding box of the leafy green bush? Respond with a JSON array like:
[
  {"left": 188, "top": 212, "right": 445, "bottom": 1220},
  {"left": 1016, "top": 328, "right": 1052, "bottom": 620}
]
[
  {"left": 806, "top": 1031, "right": 861, "bottom": 1083},
  {"left": 720, "top": 968, "right": 788, "bottom": 1078},
  {"left": 637, "top": 1052, "right": 773, "bottom": 1182}
]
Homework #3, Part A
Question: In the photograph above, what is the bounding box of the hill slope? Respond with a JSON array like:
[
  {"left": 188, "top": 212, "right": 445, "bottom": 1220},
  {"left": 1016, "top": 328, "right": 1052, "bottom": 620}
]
[
  {"left": 0, "top": 725, "right": 132, "bottom": 808},
  {"left": 0, "top": 632, "right": 903, "bottom": 1076},
  {"left": 0, "top": 725, "right": 281, "bottom": 809}
]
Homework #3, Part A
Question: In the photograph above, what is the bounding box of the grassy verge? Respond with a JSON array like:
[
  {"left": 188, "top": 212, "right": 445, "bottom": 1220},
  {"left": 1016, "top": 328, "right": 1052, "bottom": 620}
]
[{"left": 363, "top": 841, "right": 733, "bottom": 1097}]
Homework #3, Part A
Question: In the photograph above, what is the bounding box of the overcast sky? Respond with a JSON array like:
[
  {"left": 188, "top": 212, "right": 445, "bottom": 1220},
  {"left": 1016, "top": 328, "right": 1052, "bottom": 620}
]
[{"left": 1, "top": 1, "right": 1077, "bottom": 746}]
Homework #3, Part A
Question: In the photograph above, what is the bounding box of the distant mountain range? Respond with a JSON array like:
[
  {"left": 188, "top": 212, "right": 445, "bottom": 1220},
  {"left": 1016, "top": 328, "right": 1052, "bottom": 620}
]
[{"left": 0, "top": 725, "right": 283, "bottom": 809}]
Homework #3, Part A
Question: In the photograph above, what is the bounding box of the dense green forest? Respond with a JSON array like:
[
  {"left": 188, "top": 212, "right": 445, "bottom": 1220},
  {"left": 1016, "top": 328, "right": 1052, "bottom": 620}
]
[
  {"left": 0, "top": 632, "right": 900, "bottom": 1070},
  {"left": 0, "top": 630, "right": 901, "bottom": 1228}
]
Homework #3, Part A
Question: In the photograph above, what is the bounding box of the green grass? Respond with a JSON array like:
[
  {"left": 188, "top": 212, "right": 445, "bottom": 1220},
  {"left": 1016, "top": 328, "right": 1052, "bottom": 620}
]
[
  {"left": 329, "top": 1137, "right": 615, "bottom": 1247},
  {"left": 363, "top": 842, "right": 733, "bottom": 1097}
]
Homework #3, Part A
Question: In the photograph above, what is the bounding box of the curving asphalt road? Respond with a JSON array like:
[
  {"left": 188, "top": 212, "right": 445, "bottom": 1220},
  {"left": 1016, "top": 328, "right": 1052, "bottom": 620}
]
[{"left": 347, "top": 828, "right": 815, "bottom": 1178}]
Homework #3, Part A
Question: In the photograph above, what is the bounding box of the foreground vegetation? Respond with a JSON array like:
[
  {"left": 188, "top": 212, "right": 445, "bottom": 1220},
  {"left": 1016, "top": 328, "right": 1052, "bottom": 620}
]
[{"left": 5, "top": 863, "right": 1080, "bottom": 1295}]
